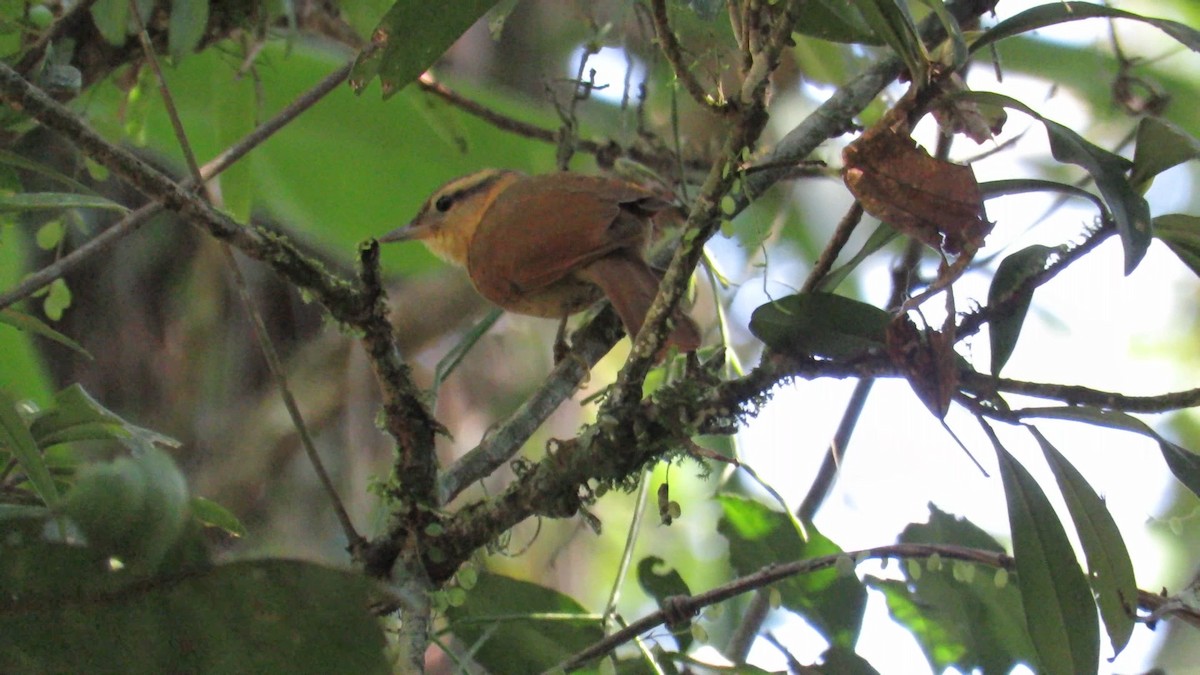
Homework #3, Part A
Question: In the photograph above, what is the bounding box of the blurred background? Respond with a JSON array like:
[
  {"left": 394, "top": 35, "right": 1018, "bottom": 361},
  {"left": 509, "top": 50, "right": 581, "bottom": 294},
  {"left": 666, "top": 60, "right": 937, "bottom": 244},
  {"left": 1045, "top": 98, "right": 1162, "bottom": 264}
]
[{"left": 1, "top": 0, "right": 1198, "bottom": 671}]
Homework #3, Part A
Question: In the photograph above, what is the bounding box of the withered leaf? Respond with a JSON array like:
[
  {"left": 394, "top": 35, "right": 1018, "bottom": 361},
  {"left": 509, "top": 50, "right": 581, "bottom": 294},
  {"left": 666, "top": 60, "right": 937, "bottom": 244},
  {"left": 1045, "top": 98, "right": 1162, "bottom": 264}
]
[
  {"left": 886, "top": 313, "right": 958, "bottom": 419},
  {"left": 843, "top": 128, "right": 990, "bottom": 255}
]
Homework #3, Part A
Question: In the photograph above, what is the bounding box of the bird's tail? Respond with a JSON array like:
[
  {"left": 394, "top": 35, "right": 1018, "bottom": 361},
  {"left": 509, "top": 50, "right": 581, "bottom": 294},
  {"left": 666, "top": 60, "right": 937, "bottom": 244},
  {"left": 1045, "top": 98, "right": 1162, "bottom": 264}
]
[{"left": 581, "top": 254, "right": 701, "bottom": 354}]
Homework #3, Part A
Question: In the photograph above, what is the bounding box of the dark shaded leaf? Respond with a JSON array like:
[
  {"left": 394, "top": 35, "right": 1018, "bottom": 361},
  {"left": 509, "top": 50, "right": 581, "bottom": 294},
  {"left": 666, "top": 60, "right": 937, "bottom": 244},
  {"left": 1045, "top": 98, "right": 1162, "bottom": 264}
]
[
  {"left": 986, "top": 244, "right": 1057, "bottom": 375},
  {"left": 1154, "top": 214, "right": 1200, "bottom": 278},
  {"left": 717, "top": 494, "right": 866, "bottom": 649},
  {"left": 880, "top": 504, "right": 1035, "bottom": 673},
  {"left": 855, "top": 0, "right": 928, "bottom": 84},
  {"left": 636, "top": 556, "right": 693, "bottom": 652},
  {"left": 749, "top": 293, "right": 890, "bottom": 358},
  {"left": 991, "top": 438, "right": 1099, "bottom": 674},
  {"left": 446, "top": 572, "right": 603, "bottom": 673},
  {"left": 1029, "top": 427, "right": 1135, "bottom": 657},
  {"left": 1013, "top": 406, "right": 1200, "bottom": 499},
  {"left": 957, "top": 92, "right": 1151, "bottom": 274},
  {"left": 971, "top": 2, "right": 1200, "bottom": 57},
  {"left": 0, "top": 557, "right": 387, "bottom": 674},
  {"left": 351, "top": 1, "right": 499, "bottom": 98},
  {"left": 820, "top": 645, "right": 881, "bottom": 674},
  {"left": 793, "top": 0, "right": 879, "bottom": 45},
  {"left": 1131, "top": 117, "right": 1200, "bottom": 188},
  {"left": 168, "top": 0, "right": 210, "bottom": 62}
]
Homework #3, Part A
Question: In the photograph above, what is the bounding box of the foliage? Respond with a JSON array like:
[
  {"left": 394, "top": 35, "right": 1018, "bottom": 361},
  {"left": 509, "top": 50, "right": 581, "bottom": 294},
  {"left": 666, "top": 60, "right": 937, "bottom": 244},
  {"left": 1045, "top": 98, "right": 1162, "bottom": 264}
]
[{"left": 0, "top": 0, "right": 1198, "bottom": 673}]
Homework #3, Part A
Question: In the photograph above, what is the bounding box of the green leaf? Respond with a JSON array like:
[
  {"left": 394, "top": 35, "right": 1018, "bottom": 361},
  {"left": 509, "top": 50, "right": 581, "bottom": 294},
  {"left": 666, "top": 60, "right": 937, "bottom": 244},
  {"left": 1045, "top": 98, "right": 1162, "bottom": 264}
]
[
  {"left": 0, "top": 558, "right": 388, "bottom": 674},
  {"left": 880, "top": 504, "right": 1034, "bottom": 672},
  {"left": 959, "top": 92, "right": 1151, "bottom": 274},
  {"left": 1154, "top": 214, "right": 1200, "bottom": 278},
  {"left": 979, "top": 179, "right": 1107, "bottom": 217},
  {"left": 350, "top": 1, "right": 500, "bottom": 98},
  {"left": 446, "top": 572, "right": 603, "bottom": 673},
  {"left": 717, "top": 494, "right": 866, "bottom": 649},
  {"left": 817, "top": 222, "right": 898, "bottom": 292},
  {"left": 30, "top": 384, "right": 180, "bottom": 452},
  {"left": 749, "top": 293, "right": 891, "bottom": 358},
  {"left": 0, "top": 149, "right": 97, "bottom": 195},
  {"left": 168, "top": 0, "right": 210, "bottom": 62},
  {"left": 986, "top": 245, "right": 1057, "bottom": 375},
  {"left": 189, "top": 495, "right": 246, "bottom": 538},
  {"left": 971, "top": 2, "right": 1200, "bottom": 57},
  {"left": 90, "top": 0, "right": 131, "bottom": 46},
  {"left": 1029, "top": 427, "right": 1135, "bottom": 657},
  {"left": 636, "top": 556, "right": 693, "bottom": 652},
  {"left": 0, "top": 308, "right": 92, "bottom": 359},
  {"left": 991, "top": 439, "right": 1099, "bottom": 675},
  {"left": 855, "top": 0, "right": 929, "bottom": 83},
  {"left": 792, "top": 0, "right": 879, "bottom": 44},
  {"left": 0, "top": 388, "right": 60, "bottom": 507},
  {"left": 0, "top": 192, "right": 129, "bottom": 213},
  {"left": 1013, "top": 406, "right": 1200, "bottom": 499},
  {"left": 1131, "top": 117, "right": 1200, "bottom": 188}
]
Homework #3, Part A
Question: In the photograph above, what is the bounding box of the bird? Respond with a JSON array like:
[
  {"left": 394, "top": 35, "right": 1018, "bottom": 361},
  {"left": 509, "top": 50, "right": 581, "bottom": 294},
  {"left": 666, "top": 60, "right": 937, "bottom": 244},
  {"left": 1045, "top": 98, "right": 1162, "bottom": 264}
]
[{"left": 379, "top": 169, "right": 701, "bottom": 355}]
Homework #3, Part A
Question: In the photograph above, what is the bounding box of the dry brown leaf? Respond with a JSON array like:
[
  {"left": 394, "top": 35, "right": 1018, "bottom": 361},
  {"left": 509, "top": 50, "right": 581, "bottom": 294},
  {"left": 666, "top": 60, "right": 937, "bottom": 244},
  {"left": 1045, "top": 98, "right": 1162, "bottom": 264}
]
[{"left": 843, "top": 128, "right": 990, "bottom": 255}]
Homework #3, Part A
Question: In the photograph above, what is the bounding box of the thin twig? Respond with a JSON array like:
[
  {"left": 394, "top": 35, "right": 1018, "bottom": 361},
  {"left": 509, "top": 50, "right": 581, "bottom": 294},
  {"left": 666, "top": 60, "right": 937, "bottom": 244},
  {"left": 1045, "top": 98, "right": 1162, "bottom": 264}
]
[
  {"left": 800, "top": 201, "right": 865, "bottom": 294},
  {"left": 960, "top": 373, "right": 1200, "bottom": 413},
  {"left": 649, "top": 0, "right": 731, "bottom": 115}
]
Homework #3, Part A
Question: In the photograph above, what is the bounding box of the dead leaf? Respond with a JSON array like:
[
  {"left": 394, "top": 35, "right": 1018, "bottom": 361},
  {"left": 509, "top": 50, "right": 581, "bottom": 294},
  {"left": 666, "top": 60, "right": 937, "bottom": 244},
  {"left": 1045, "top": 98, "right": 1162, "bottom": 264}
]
[
  {"left": 886, "top": 312, "right": 958, "bottom": 419},
  {"left": 843, "top": 128, "right": 990, "bottom": 255}
]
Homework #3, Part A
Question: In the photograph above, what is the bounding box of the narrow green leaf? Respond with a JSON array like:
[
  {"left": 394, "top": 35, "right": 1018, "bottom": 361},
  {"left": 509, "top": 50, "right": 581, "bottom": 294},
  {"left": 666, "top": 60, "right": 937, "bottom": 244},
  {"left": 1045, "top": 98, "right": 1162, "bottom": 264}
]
[
  {"left": 446, "top": 572, "right": 602, "bottom": 673},
  {"left": 1029, "top": 428, "right": 1136, "bottom": 657},
  {"left": 0, "top": 150, "right": 98, "bottom": 195},
  {"left": 971, "top": 2, "right": 1200, "bottom": 56},
  {"left": 0, "top": 308, "right": 92, "bottom": 359},
  {"left": 1154, "top": 214, "right": 1200, "bottom": 278},
  {"left": 915, "top": 0, "right": 968, "bottom": 69},
  {"left": 979, "top": 179, "right": 1107, "bottom": 216},
  {"left": 351, "top": 1, "right": 500, "bottom": 98},
  {"left": 959, "top": 92, "right": 1151, "bottom": 274},
  {"left": 189, "top": 496, "right": 246, "bottom": 538},
  {"left": 168, "top": 0, "right": 210, "bottom": 62},
  {"left": 986, "top": 245, "right": 1057, "bottom": 375},
  {"left": 0, "top": 389, "right": 60, "bottom": 507},
  {"left": 749, "top": 293, "right": 891, "bottom": 358},
  {"left": 30, "top": 384, "right": 179, "bottom": 451},
  {"left": 992, "top": 439, "right": 1099, "bottom": 675},
  {"left": 0, "top": 192, "right": 129, "bottom": 213},
  {"left": 1013, "top": 406, "right": 1200, "bottom": 499},
  {"left": 817, "top": 222, "right": 897, "bottom": 292},
  {"left": 855, "top": 0, "right": 929, "bottom": 83},
  {"left": 718, "top": 494, "right": 866, "bottom": 648}
]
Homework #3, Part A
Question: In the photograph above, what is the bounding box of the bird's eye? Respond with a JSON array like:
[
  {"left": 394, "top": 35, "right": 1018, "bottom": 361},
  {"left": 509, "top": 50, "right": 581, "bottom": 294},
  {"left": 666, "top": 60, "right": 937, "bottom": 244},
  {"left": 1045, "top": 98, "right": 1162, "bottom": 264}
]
[{"left": 435, "top": 195, "right": 454, "bottom": 212}]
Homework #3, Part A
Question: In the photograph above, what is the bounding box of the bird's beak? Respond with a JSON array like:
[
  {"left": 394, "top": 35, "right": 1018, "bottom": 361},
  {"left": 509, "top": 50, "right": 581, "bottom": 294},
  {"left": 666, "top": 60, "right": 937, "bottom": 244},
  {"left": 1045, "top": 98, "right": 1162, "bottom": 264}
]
[{"left": 378, "top": 222, "right": 428, "bottom": 243}]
